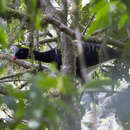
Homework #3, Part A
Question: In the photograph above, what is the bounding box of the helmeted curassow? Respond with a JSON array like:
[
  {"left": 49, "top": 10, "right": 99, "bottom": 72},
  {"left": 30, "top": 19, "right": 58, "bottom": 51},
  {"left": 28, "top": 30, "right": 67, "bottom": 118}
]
[{"left": 12, "top": 42, "right": 120, "bottom": 78}]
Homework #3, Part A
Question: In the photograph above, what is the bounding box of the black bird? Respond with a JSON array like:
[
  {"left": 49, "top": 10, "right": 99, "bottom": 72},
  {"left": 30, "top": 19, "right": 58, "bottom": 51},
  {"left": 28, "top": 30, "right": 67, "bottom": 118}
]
[{"left": 12, "top": 42, "right": 120, "bottom": 77}]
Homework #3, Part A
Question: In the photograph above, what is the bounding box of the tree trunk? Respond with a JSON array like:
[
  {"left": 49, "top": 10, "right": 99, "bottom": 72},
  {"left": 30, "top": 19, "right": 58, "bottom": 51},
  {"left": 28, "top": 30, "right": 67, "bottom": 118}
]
[
  {"left": 60, "top": 1, "right": 81, "bottom": 130},
  {"left": 41, "top": 0, "right": 81, "bottom": 129}
]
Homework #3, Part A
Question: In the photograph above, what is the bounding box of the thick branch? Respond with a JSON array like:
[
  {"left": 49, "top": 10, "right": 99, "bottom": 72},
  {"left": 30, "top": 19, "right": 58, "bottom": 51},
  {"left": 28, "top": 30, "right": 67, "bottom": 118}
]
[
  {"left": 42, "top": 15, "right": 77, "bottom": 39},
  {"left": 89, "top": 37, "right": 125, "bottom": 48},
  {"left": 0, "top": 8, "right": 125, "bottom": 48},
  {"left": 0, "top": 53, "right": 50, "bottom": 72}
]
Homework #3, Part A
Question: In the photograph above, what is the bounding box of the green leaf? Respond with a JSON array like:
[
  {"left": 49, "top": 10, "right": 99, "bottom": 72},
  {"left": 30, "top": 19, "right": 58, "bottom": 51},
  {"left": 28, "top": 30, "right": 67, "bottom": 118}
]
[
  {"left": 87, "top": 0, "right": 128, "bottom": 37},
  {"left": 122, "top": 41, "right": 130, "bottom": 59},
  {"left": 122, "top": 0, "right": 130, "bottom": 16},
  {"left": 118, "top": 13, "right": 128, "bottom": 29},
  {"left": 35, "top": 9, "right": 42, "bottom": 30},
  {"left": 8, "top": 87, "right": 27, "bottom": 99},
  {"left": 0, "top": 119, "right": 6, "bottom": 129},
  {"left": 15, "top": 100, "right": 24, "bottom": 118},
  {"left": 33, "top": 73, "right": 57, "bottom": 90},
  {"left": 57, "top": 75, "right": 77, "bottom": 95},
  {"left": 0, "top": 0, "right": 7, "bottom": 13},
  {"left": 16, "top": 123, "right": 29, "bottom": 130},
  {"left": 0, "top": 68, "right": 8, "bottom": 77},
  {"left": 87, "top": 0, "right": 110, "bottom": 37},
  {"left": 83, "top": 79, "right": 115, "bottom": 92},
  {"left": 2, "top": 96, "right": 17, "bottom": 111},
  {"left": 44, "top": 104, "right": 59, "bottom": 122},
  {"left": 112, "top": 1, "right": 128, "bottom": 29},
  {"left": 0, "top": 25, "right": 7, "bottom": 49},
  {"left": 28, "top": 85, "right": 44, "bottom": 119},
  {"left": 80, "top": 3, "right": 90, "bottom": 26},
  {"left": 27, "top": 0, "right": 37, "bottom": 21}
]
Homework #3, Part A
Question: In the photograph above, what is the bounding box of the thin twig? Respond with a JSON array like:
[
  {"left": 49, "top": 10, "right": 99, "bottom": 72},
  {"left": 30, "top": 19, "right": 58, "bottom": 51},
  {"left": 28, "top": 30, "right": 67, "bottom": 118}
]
[
  {"left": 91, "top": 27, "right": 108, "bottom": 36},
  {"left": 39, "top": 37, "right": 58, "bottom": 44},
  {"left": 19, "top": 82, "right": 29, "bottom": 89},
  {"left": 82, "top": 14, "right": 96, "bottom": 35},
  {"left": 0, "top": 69, "right": 33, "bottom": 80},
  {"left": 89, "top": 36, "right": 125, "bottom": 48},
  {"left": 0, "top": 80, "right": 26, "bottom": 83}
]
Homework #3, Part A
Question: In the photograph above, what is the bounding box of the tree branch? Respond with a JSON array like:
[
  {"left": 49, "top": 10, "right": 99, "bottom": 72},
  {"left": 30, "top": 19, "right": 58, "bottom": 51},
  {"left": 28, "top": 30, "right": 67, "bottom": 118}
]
[
  {"left": 39, "top": 37, "right": 58, "bottom": 44},
  {"left": 0, "top": 8, "right": 27, "bottom": 21},
  {"left": 89, "top": 36, "right": 125, "bottom": 48},
  {"left": 0, "top": 53, "right": 50, "bottom": 72},
  {"left": 0, "top": 79, "right": 26, "bottom": 83},
  {"left": 0, "top": 8, "right": 125, "bottom": 48},
  {"left": 82, "top": 14, "right": 96, "bottom": 35},
  {"left": 0, "top": 69, "right": 33, "bottom": 80}
]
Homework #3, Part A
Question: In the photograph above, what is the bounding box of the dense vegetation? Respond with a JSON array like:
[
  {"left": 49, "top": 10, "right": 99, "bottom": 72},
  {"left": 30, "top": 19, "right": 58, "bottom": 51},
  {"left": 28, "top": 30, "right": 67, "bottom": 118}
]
[{"left": 0, "top": 0, "right": 130, "bottom": 130}]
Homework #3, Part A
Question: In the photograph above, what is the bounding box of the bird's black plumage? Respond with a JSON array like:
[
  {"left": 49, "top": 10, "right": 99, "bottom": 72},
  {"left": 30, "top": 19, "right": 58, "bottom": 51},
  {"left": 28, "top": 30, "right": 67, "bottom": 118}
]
[{"left": 13, "top": 42, "right": 120, "bottom": 77}]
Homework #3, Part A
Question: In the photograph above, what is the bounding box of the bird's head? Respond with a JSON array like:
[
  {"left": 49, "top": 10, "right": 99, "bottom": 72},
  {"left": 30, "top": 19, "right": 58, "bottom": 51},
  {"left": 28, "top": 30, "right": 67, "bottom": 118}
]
[{"left": 12, "top": 45, "right": 29, "bottom": 60}]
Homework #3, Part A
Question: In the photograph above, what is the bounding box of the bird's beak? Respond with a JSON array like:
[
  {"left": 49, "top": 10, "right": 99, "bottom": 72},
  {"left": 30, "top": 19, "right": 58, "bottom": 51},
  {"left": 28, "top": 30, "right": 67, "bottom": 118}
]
[{"left": 12, "top": 56, "right": 16, "bottom": 60}]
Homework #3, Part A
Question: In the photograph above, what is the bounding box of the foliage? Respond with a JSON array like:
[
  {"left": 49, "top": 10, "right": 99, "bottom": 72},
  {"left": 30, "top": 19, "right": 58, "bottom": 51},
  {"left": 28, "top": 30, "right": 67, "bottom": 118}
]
[
  {"left": 0, "top": 18, "right": 7, "bottom": 49},
  {"left": 0, "top": 72, "right": 78, "bottom": 130},
  {"left": 87, "top": 0, "right": 128, "bottom": 37},
  {"left": 0, "top": 0, "right": 130, "bottom": 130},
  {"left": 0, "top": 0, "right": 7, "bottom": 13}
]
